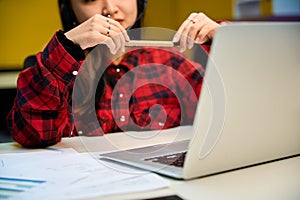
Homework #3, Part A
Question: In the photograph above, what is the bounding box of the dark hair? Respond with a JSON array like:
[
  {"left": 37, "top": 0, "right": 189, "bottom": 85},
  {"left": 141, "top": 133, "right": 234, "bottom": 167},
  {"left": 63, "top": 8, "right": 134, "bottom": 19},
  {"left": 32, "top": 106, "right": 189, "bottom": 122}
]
[
  {"left": 58, "top": 0, "right": 147, "bottom": 122},
  {"left": 58, "top": 0, "right": 147, "bottom": 32}
]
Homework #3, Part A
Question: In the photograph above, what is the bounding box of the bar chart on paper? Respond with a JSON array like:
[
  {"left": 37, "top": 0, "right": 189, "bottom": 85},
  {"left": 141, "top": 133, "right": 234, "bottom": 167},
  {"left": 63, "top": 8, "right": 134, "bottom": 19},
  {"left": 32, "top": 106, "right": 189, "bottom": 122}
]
[{"left": 0, "top": 177, "right": 45, "bottom": 199}]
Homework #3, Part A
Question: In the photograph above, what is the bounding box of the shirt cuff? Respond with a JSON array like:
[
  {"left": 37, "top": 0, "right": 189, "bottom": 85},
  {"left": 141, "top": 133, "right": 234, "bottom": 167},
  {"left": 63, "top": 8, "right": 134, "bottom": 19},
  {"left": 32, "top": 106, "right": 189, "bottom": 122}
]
[
  {"left": 38, "top": 32, "right": 83, "bottom": 86},
  {"left": 56, "top": 30, "right": 85, "bottom": 61}
]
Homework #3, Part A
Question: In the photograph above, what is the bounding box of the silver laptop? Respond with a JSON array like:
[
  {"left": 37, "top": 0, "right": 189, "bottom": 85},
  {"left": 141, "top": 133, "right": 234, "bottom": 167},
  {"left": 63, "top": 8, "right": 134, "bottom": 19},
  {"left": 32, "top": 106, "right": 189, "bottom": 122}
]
[{"left": 100, "top": 22, "right": 300, "bottom": 180}]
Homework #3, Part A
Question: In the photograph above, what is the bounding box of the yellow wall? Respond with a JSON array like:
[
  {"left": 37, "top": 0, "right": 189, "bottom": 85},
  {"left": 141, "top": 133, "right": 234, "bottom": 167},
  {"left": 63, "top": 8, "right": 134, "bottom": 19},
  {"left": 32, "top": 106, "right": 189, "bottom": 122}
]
[
  {"left": 260, "top": 0, "right": 273, "bottom": 17},
  {"left": 0, "top": 1, "right": 61, "bottom": 69},
  {"left": 0, "top": 0, "right": 233, "bottom": 69},
  {"left": 144, "top": 0, "right": 233, "bottom": 30}
]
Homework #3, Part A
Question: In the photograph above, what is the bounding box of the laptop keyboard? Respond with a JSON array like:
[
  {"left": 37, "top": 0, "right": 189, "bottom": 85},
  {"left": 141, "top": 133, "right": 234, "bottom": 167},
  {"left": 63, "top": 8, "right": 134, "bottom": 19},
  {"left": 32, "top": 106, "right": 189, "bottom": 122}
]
[{"left": 144, "top": 151, "right": 187, "bottom": 168}]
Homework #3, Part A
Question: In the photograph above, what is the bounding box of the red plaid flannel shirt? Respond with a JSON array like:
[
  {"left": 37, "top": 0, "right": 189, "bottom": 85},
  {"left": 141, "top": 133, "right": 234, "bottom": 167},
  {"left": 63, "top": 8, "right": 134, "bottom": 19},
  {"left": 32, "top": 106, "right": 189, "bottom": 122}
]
[{"left": 7, "top": 32, "right": 208, "bottom": 147}]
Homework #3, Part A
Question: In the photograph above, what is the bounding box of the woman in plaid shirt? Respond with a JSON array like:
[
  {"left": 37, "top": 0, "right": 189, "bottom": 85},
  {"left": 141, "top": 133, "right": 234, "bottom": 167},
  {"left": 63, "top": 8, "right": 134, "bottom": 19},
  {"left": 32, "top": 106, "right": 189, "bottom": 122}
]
[{"left": 7, "top": 0, "right": 220, "bottom": 147}]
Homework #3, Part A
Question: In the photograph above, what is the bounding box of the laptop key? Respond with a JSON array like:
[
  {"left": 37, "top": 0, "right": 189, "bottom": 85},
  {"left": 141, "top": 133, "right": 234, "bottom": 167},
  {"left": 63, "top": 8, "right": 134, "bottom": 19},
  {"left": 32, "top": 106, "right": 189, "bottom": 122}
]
[{"left": 144, "top": 152, "right": 187, "bottom": 168}]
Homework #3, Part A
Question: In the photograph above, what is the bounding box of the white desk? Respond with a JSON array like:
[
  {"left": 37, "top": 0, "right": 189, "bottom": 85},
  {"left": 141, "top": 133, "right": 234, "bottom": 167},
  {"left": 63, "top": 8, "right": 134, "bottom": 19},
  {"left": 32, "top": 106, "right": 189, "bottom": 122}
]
[{"left": 1, "top": 129, "right": 299, "bottom": 200}]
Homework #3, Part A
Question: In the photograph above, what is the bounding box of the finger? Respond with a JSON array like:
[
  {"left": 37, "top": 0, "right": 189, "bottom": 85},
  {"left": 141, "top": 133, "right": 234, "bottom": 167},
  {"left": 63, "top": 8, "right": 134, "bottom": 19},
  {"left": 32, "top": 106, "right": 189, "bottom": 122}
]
[
  {"left": 118, "top": 31, "right": 126, "bottom": 52},
  {"left": 173, "top": 12, "right": 198, "bottom": 43},
  {"left": 107, "top": 25, "right": 127, "bottom": 53},
  {"left": 99, "top": 15, "right": 129, "bottom": 42},
  {"left": 104, "top": 20, "right": 128, "bottom": 52},
  {"left": 186, "top": 19, "right": 205, "bottom": 48},
  {"left": 186, "top": 22, "right": 200, "bottom": 49},
  {"left": 173, "top": 19, "right": 190, "bottom": 43},
  {"left": 186, "top": 13, "right": 211, "bottom": 48},
  {"left": 111, "top": 23, "right": 126, "bottom": 52},
  {"left": 194, "top": 14, "right": 210, "bottom": 44},
  {"left": 109, "top": 31, "right": 123, "bottom": 53},
  {"left": 179, "top": 21, "right": 195, "bottom": 52},
  {"left": 103, "top": 36, "right": 117, "bottom": 54},
  {"left": 94, "top": 27, "right": 117, "bottom": 54},
  {"left": 195, "top": 26, "right": 210, "bottom": 44},
  {"left": 89, "top": 31, "right": 117, "bottom": 54},
  {"left": 193, "top": 12, "right": 219, "bottom": 43},
  {"left": 115, "top": 32, "right": 126, "bottom": 52},
  {"left": 110, "top": 20, "right": 130, "bottom": 42}
]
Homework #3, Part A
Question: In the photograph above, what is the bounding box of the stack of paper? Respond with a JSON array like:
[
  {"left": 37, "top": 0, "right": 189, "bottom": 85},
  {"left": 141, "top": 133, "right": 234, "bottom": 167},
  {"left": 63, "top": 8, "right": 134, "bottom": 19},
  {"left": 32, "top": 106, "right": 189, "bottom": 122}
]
[{"left": 0, "top": 148, "right": 169, "bottom": 200}]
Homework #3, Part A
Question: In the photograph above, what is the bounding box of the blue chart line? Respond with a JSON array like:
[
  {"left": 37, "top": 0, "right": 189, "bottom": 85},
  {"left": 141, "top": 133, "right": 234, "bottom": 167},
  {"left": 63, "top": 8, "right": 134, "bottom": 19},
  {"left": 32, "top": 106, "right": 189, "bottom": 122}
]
[{"left": 0, "top": 177, "right": 45, "bottom": 199}]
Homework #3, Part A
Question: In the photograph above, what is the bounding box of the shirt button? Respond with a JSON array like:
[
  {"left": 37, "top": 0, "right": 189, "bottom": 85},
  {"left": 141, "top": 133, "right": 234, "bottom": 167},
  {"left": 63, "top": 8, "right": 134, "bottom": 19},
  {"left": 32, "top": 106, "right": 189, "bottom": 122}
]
[
  {"left": 116, "top": 68, "right": 121, "bottom": 73},
  {"left": 120, "top": 116, "right": 126, "bottom": 122},
  {"left": 72, "top": 71, "right": 78, "bottom": 76},
  {"left": 158, "top": 122, "right": 165, "bottom": 127},
  {"left": 119, "top": 93, "right": 124, "bottom": 98}
]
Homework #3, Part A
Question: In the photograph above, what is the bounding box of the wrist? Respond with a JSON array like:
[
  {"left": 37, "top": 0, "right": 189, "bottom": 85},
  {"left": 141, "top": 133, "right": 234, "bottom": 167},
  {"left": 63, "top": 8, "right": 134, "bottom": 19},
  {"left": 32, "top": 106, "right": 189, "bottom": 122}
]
[{"left": 56, "top": 30, "right": 85, "bottom": 61}]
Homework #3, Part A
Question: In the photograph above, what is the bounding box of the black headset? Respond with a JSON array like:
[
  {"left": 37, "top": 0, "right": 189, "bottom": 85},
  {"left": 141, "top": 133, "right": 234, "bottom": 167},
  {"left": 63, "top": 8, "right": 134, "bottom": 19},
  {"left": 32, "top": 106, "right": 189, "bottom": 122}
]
[{"left": 58, "top": 0, "right": 147, "bottom": 32}]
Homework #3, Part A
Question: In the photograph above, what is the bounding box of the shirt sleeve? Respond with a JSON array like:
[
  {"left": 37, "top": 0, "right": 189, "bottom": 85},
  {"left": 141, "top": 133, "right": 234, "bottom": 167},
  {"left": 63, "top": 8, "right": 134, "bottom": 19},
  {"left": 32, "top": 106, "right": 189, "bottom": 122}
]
[{"left": 6, "top": 31, "right": 84, "bottom": 147}]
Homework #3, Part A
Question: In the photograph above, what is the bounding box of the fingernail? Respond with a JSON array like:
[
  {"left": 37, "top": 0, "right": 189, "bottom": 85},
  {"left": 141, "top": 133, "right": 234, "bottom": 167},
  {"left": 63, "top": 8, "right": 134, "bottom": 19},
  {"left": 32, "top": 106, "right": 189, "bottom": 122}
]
[
  {"left": 172, "top": 34, "right": 179, "bottom": 42},
  {"left": 125, "top": 33, "right": 130, "bottom": 42},
  {"left": 188, "top": 40, "right": 194, "bottom": 49},
  {"left": 111, "top": 49, "right": 116, "bottom": 55},
  {"left": 180, "top": 46, "right": 185, "bottom": 53}
]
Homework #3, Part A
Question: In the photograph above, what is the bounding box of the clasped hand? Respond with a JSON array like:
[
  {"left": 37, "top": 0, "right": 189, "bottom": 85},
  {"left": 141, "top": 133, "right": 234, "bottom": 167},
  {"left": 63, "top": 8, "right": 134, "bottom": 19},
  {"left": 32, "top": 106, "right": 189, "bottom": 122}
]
[{"left": 65, "top": 12, "right": 220, "bottom": 54}]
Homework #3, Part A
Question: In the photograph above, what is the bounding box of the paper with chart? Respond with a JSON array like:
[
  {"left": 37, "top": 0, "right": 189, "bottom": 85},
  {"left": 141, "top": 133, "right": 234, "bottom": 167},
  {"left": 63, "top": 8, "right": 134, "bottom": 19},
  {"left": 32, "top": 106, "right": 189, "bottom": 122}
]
[{"left": 0, "top": 148, "right": 169, "bottom": 200}]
